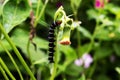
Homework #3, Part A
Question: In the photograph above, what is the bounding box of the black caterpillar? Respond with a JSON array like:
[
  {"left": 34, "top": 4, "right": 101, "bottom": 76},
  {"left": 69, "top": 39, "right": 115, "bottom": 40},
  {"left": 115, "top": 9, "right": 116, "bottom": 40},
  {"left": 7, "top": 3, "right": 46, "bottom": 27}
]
[{"left": 48, "top": 21, "right": 62, "bottom": 63}]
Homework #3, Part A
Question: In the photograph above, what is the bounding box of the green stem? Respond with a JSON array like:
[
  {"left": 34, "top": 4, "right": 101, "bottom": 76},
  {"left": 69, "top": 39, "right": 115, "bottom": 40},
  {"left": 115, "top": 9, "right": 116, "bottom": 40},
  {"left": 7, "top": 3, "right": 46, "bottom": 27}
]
[
  {"left": 26, "top": 0, "right": 49, "bottom": 76},
  {"left": 0, "top": 23, "right": 36, "bottom": 80},
  {"left": 27, "top": 0, "right": 49, "bottom": 63},
  {"left": 0, "top": 65, "right": 9, "bottom": 80},
  {"left": 0, "top": 40, "right": 23, "bottom": 80},
  {"left": 27, "top": 40, "right": 32, "bottom": 64},
  {"left": 71, "top": 2, "right": 81, "bottom": 57},
  {"left": 74, "top": 11, "right": 78, "bottom": 20},
  {"left": 0, "top": 58, "right": 16, "bottom": 80},
  {"left": 87, "top": 12, "right": 100, "bottom": 78},
  {"left": 87, "top": 19, "right": 99, "bottom": 53},
  {"left": 50, "top": 30, "right": 59, "bottom": 80},
  {"left": 75, "top": 18, "right": 81, "bottom": 57},
  {"left": 26, "top": 40, "right": 35, "bottom": 75},
  {"left": 88, "top": 59, "right": 97, "bottom": 78},
  {"left": 35, "top": 0, "right": 41, "bottom": 21},
  {"left": 34, "top": 0, "right": 49, "bottom": 27},
  {"left": 76, "top": 27, "right": 81, "bottom": 57}
]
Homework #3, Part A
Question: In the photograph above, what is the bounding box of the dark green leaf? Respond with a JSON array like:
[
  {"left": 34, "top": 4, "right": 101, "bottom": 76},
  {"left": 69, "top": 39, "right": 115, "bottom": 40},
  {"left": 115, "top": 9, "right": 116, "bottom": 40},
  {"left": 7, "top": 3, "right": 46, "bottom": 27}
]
[
  {"left": 65, "top": 63, "right": 83, "bottom": 77},
  {"left": 113, "top": 42, "right": 120, "bottom": 56},
  {"left": 94, "top": 45, "right": 113, "bottom": 60},
  {"left": 95, "top": 75, "right": 111, "bottom": 80},
  {"left": 70, "top": 0, "right": 82, "bottom": 10}
]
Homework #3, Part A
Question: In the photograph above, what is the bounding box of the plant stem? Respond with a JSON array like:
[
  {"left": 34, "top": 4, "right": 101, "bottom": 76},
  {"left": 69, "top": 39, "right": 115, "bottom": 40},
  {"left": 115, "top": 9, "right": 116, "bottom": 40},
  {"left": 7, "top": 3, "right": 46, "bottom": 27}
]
[
  {"left": 27, "top": 40, "right": 32, "bottom": 64},
  {"left": 71, "top": 1, "right": 81, "bottom": 57},
  {"left": 0, "top": 40, "right": 23, "bottom": 80},
  {"left": 26, "top": 0, "right": 49, "bottom": 77},
  {"left": 27, "top": 0, "right": 49, "bottom": 62},
  {"left": 0, "top": 65, "right": 9, "bottom": 80},
  {"left": 34, "top": 0, "right": 49, "bottom": 27},
  {"left": 27, "top": 40, "right": 35, "bottom": 75},
  {"left": 88, "top": 59, "right": 97, "bottom": 78},
  {"left": 87, "top": 13, "right": 100, "bottom": 78},
  {"left": 35, "top": 0, "right": 41, "bottom": 22},
  {"left": 0, "top": 58, "right": 16, "bottom": 80},
  {"left": 76, "top": 26, "right": 81, "bottom": 57},
  {"left": 0, "top": 23, "right": 36, "bottom": 80},
  {"left": 87, "top": 19, "right": 99, "bottom": 53},
  {"left": 50, "top": 30, "right": 59, "bottom": 80}
]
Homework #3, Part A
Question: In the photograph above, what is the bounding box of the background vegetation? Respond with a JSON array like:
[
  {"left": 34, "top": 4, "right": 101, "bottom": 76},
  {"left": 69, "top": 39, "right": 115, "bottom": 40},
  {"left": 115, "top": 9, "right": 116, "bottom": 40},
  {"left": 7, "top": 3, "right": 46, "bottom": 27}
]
[{"left": 0, "top": 0, "right": 120, "bottom": 80}]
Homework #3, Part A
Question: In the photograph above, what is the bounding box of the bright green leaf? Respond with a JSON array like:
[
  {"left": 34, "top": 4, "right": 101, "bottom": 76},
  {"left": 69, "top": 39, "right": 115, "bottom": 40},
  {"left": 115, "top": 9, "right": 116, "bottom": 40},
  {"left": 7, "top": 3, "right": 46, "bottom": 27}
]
[
  {"left": 87, "top": 9, "right": 98, "bottom": 20},
  {"left": 2, "top": 1, "right": 30, "bottom": 34},
  {"left": 0, "top": 0, "right": 9, "bottom": 15},
  {"left": 58, "top": 45, "right": 77, "bottom": 71},
  {"left": 78, "top": 74, "right": 86, "bottom": 80},
  {"left": 115, "top": 67, "right": 120, "bottom": 74},
  {"left": 60, "top": 45, "right": 77, "bottom": 61},
  {"left": 0, "top": 39, "right": 12, "bottom": 52},
  {"left": 78, "top": 26, "right": 92, "bottom": 39},
  {"left": 11, "top": 27, "right": 48, "bottom": 62}
]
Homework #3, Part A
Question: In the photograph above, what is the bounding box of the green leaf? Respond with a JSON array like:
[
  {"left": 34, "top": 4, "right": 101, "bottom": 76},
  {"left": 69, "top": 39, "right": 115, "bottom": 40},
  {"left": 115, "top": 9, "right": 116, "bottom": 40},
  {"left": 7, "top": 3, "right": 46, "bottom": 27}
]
[
  {"left": 105, "top": 4, "right": 120, "bottom": 15},
  {"left": 87, "top": 9, "right": 98, "bottom": 20},
  {"left": 2, "top": 1, "right": 30, "bottom": 34},
  {"left": 0, "top": 39, "right": 12, "bottom": 53},
  {"left": 95, "top": 28, "right": 110, "bottom": 40},
  {"left": 0, "top": 0, "right": 9, "bottom": 15},
  {"left": 113, "top": 42, "right": 120, "bottom": 56},
  {"left": 79, "top": 43, "right": 91, "bottom": 56},
  {"left": 94, "top": 44, "right": 113, "bottom": 60},
  {"left": 115, "top": 67, "right": 120, "bottom": 74},
  {"left": 95, "top": 25, "right": 120, "bottom": 40},
  {"left": 95, "top": 75, "right": 111, "bottom": 80},
  {"left": 0, "top": 0, "right": 9, "bottom": 37},
  {"left": 78, "top": 26, "right": 92, "bottom": 39},
  {"left": 11, "top": 27, "right": 48, "bottom": 62},
  {"left": 70, "top": 0, "right": 82, "bottom": 10},
  {"left": 60, "top": 45, "right": 77, "bottom": 61},
  {"left": 58, "top": 45, "right": 77, "bottom": 71},
  {"left": 64, "top": 63, "right": 83, "bottom": 77},
  {"left": 78, "top": 74, "right": 86, "bottom": 80}
]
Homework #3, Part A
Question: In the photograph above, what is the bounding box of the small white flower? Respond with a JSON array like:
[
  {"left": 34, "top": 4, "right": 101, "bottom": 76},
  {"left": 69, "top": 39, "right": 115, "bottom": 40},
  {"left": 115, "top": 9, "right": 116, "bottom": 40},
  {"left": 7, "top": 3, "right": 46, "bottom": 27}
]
[{"left": 74, "top": 53, "right": 93, "bottom": 68}]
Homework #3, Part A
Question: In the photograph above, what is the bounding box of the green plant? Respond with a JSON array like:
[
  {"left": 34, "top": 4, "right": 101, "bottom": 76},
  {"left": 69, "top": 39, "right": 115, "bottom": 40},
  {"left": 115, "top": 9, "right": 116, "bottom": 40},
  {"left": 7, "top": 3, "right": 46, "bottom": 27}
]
[{"left": 0, "top": 0, "right": 120, "bottom": 80}]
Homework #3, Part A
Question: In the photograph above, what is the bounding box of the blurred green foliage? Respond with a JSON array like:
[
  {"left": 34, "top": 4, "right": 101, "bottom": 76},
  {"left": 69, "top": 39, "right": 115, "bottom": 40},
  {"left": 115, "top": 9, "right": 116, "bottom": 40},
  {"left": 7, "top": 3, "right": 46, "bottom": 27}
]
[{"left": 0, "top": 0, "right": 120, "bottom": 80}]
